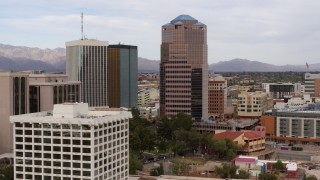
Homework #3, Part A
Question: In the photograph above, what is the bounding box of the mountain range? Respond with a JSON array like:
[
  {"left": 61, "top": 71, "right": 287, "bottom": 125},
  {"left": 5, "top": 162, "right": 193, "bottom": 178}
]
[{"left": 0, "top": 43, "right": 319, "bottom": 72}]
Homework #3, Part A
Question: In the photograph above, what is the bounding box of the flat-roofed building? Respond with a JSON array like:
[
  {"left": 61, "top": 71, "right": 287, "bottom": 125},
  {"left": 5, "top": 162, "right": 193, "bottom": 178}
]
[
  {"left": 0, "top": 72, "right": 29, "bottom": 154},
  {"left": 265, "top": 108, "right": 320, "bottom": 145},
  {"left": 66, "top": 39, "right": 108, "bottom": 107},
  {"left": 107, "top": 45, "right": 137, "bottom": 108},
  {"left": 304, "top": 73, "right": 320, "bottom": 96},
  {"left": 29, "top": 73, "right": 81, "bottom": 113},
  {"left": 237, "top": 91, "right": 268, "bottom": 118},
  {"left": 208, "top": 76, "right": 227, "bottom": 119},
  {"left": 262, "top": 83, "right": 301, "bottom": 99},
  {"left": 10, "top": 103, "right": 131, "bottom": 180}
]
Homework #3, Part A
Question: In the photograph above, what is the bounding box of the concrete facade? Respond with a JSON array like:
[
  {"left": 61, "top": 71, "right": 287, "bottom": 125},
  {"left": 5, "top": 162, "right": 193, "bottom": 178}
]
[
  {"left": 10, "top": 103, "right": 131, "bottom": 180},
  {"left": 262, "top": 83, "right": 301, "bottom": 99},
  {"left": 237, "top": 91, "right": 268, "bottom": 118},
  {"left": 0, "top": 72, "right": 29, "bottom": 154},
  {"left": 29, "top": 74, "right": 81, "bottom": 113},
  {"left": 305, "top": 73, "right": 320, "bottom": 96},
  {"left": 66, "top": 39, "right": 109, "bottom": 107},
  {"left": 0, "top": 72, "right": 81, "bottom": 155}
]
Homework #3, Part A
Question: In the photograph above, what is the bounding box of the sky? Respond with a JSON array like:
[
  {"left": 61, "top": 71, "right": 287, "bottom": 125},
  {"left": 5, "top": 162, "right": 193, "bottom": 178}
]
[{"left": 1, "top": 0, "right": 320, "bottom": 65}]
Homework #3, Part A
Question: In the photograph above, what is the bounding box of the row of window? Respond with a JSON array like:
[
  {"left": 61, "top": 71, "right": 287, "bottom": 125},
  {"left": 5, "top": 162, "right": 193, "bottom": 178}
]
[
  {"left": 16, "top": 152, "right": 92, "bottom": 160},
  {"left": 16, "top": 145, "right": 91, "bottom": 153},
  {"left": 16, "top": 166, "right": 91, "bottom": 176},
  {"left": 16, "top": 161, "right": 90, "bottom": 169},
  {"left": 16, "top": 137, "right": 91, "bottom": 145},
  {"left": 15, "top": 130, "right": 91, "bottom": 138}
]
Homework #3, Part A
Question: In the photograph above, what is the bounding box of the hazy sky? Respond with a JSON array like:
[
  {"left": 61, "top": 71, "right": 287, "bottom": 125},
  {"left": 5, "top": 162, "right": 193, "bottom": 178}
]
[{"left": 1, "top": 0, "right": 320, "bottom": 65}]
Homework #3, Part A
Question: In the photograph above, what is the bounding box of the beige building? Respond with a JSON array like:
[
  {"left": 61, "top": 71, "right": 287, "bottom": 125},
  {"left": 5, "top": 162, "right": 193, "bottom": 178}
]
[
  {"left": 0, "top": 72, "right": 29, "bottom": 154},
  {"left": 0, "top": 72, "right": 80, "bottom": 155},
  {"left": 237, "top": 91, "right": 268, "bottom": 118},
  {"left": 29, "top": 74, "right": 81, "bottom": 113},
  {"left": 138, "top": 88, "right": 159, "bottom": 107}
]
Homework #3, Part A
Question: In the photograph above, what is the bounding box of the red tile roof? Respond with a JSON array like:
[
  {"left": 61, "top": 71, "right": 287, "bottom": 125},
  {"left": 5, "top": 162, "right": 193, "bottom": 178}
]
[
  {"left": 213, "top": 131, "right": 263, "bottom": 141},
  {"left": 213, "top": 131, "right": 243, "bottom": 141},
  {"left": 243, "top": 132, "right": 262, "bottom": 140}
]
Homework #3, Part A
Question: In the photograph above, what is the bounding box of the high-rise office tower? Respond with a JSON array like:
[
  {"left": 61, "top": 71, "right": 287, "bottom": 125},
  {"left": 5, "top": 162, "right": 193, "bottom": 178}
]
[
  {"left": 0, "top": 72, "right": 29, "bottom": 154},
  {"left": 66, "top": 39, "right": 108, "bottom": 107},
  {"left": 107, "top": 45, "right": 138, "bottom": 108},
  {"left": 0, "top": 71, "right": 81, "bottom": 155},
  {"left": 11, "top": 103, "right": 131, "bottom": 180},
  {"left": 160, "top": 15, "right": 208, "bottom": 120}
]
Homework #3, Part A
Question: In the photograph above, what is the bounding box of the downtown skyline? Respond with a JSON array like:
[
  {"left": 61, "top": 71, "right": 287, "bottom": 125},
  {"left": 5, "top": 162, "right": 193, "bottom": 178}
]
[{"left": 1, "top": 0, "right": 320, "bottom": 65}]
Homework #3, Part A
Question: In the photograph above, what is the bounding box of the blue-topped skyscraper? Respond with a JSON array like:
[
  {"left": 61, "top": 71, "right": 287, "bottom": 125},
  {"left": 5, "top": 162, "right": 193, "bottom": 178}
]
[
  {"left": 107, "top": 45, "right": 138, "bottom": 108},
  {"left": 160, "top": 15, "right": 208, "bottom": 120}
]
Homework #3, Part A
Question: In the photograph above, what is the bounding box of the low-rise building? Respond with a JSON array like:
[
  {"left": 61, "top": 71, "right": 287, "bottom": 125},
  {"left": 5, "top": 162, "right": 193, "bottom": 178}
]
[
  {"left": 262, "top": 83, "right": 301, "bottom": 99},
  {"left": 305, "top": 73, "right": 320, "bottom": 96},
  {"left": 214, "top": 130, "right": 266, "bottom": 154},
  {"left": 237, "top": 91, "right": 269, "bottom": 118},
  {"left": 137, "top": 88, "right": 159, "bottom": 107},
  {"left": 262, "top": 106, "right": 320, "bottom": 145}
]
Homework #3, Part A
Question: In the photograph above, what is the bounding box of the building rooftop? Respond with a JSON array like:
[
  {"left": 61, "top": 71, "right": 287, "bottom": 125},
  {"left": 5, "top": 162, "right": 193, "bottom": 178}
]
[
  {"left": 10, "top": 103, "right": 132, "bottom": 125},
  {"left": 214, "top": 131, "right": 263, "bottom": 140},
  {"left": 163, "top": 14, "right": 206, "bottom": 27},
  {"left": 172, "top": 14, "right": 197, "bottom": 21},
  {"left": 66, "top": 39, "right": 109, "bottom": 47},
  {"left": 214, "top": 131, "right": 243, "bottom": 140},
  {"left": 233, "top": 157, "right": 257, "bottom": 163}
]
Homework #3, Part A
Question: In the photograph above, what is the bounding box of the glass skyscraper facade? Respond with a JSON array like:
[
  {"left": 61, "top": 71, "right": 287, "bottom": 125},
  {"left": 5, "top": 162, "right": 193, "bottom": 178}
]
[
  {"left": 107, "top": 45, "right": 138, "bottom": 108},
  {"left": 160, "top": 15, "right": 208, "bottom": 120}
]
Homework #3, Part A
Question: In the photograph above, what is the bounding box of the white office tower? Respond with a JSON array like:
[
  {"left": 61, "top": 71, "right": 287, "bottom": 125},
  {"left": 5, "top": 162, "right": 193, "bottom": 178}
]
[
  {"left": 66, "top": 40, "right": 108, "bottom": 107},
  {"left": 10, "top": 103, "right": 131, "bottom": 180}
]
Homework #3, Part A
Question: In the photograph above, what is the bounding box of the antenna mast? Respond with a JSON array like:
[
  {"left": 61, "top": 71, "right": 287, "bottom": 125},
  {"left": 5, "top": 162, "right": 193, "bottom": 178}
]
[{"left": 81, "top": 12, "right": 84, "bottom": 40}]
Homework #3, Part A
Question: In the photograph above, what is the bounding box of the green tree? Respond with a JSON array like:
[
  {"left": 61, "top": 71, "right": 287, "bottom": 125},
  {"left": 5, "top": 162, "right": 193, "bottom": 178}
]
[
  {"left": 171, "top": 160, "right": 190, "bottom": 175},
  {"left": 226, "top": 149, "right": 236, "bottom": 160},
  {"left": 0, "top": 164, "right": 14, "bottom": 180},
  {"left": 129, "top": 154, "right": 143, "bottom": 175},
  {"left": 305, "top": 175, "right": 318, "bottom": 180},
  {"left": 130, "top": 125, "right": 156, "bottom": 154},
  {"left": 150, "top": 163, "right": 164, "bottom": 176},
  {"left": 174, "top": 129, "right": 200, "bottom": 155},
  {"left": 272, "top": 160, "right": 285, "bottom": 171},
  {"left": 174, "top": 141, "right": 189, "bottom": 156},
  {"left": 258, "top": 173, "right": 277, "bottom": 180},
  {"left": 157, "top": 116, "right": 174, "bottom": 141},
  {"left": 215, "top": 163, "right": 238, "bottom": 178},
  {"left": 233, "top": 169, "right": 250, "bottom": 179},
  {"left": 171, "top": 113, "right": 193, "bottom": 131},
  {"left": 212, "top": 139, "right": 227, "bottom": 158},
  {"left": 130, "top": 108, "right": 150, "bottom": 132}
]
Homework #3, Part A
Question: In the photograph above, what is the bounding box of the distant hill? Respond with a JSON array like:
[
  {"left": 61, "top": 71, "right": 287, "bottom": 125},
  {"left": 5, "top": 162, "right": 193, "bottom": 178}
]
[
  {"left": 0, "top": 43, "right": 159, "bottom": 73},
  {"left": 210, "top": 59, "right": 320, "bottom": 72},
  {"left": 138, "top": 57, "right": 159, "bottom": 72},
  {"left": 0, "top": 43, "right": 319, "bottom": 72}
]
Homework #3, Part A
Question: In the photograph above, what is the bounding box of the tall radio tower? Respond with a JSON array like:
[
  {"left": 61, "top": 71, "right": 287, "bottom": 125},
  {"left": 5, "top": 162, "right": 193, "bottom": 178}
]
[{"left": 81, "top": 12, "right": 84, "bottom": 40}]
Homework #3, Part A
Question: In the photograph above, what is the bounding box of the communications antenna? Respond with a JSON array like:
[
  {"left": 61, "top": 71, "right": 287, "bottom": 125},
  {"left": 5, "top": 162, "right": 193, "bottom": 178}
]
[{"left": 81, "top": 12, "right": 84, "bottom": 40}]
